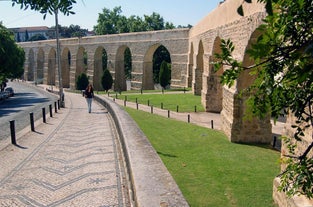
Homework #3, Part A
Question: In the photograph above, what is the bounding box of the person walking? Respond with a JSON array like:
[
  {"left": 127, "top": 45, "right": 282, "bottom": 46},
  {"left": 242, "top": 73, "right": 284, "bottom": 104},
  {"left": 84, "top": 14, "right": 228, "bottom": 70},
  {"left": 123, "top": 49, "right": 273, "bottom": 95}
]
[{"left": 84, "top": 84, "right": 94, "bottom": 113}]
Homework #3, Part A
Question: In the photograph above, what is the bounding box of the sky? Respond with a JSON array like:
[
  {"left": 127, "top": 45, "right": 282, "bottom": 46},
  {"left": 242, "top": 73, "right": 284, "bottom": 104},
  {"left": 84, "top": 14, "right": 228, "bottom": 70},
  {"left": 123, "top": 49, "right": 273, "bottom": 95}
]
[{"left": 0, "top": 0, "right": 222, "bottom": 31}]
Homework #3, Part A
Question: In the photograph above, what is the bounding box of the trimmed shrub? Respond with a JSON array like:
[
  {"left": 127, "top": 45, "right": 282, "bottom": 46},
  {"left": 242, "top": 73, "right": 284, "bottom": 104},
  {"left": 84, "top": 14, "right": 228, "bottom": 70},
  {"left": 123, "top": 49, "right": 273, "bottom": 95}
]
[
  {"left": 76, "top": 73, "right": 89, "bottom": 90},
  {"left": 101, "top": 69, "right": 113, "bottom": 92},
  {"left": 159, "top": 60, "right": 171, "bottom": 89}
]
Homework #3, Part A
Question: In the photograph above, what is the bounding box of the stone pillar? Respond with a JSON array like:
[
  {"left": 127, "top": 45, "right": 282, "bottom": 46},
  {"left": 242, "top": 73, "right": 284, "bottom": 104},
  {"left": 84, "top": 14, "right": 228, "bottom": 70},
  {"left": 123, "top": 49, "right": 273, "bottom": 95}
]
[
  {"left": 69, "top": 52, "right": 77, "bottom": 89},
  {"left": 192, "top": 67, "right": 202, "bottom": 95},
  {"left": 201, "top": 72, "right": 223, "bottom": 113},
  {"left": 221, "top": 88, "right": 272, "bottom": 143},
  {"left": 142, "top": 61, "right": 154, "bottom": 90}
]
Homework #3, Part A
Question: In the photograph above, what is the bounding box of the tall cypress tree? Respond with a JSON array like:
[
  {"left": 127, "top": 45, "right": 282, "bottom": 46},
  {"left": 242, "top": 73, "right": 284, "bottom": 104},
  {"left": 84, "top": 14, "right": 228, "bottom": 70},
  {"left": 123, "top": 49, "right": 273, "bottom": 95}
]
[{"left": 159, "top": 61, "right": 171, "bottom": 89}]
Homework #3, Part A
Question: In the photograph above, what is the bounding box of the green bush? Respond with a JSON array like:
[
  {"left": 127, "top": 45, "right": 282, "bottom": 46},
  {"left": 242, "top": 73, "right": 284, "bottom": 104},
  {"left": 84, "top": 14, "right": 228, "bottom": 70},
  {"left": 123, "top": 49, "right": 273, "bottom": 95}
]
[
  {"left": 101, "top": 69, "right": 113, "bottom": 92},
  {"left": 76, "top": 73, "right": 89, "bottom": 90},
  {"left": 159, "top": 60, "right": 171, "bottom": 89}
]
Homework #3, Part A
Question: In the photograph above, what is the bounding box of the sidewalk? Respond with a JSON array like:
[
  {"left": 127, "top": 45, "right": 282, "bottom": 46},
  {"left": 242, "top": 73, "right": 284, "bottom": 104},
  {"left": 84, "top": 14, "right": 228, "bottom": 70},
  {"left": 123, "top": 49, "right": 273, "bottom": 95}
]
[{"left": 0, "top": 91, "right": 130, "bottom": 206}]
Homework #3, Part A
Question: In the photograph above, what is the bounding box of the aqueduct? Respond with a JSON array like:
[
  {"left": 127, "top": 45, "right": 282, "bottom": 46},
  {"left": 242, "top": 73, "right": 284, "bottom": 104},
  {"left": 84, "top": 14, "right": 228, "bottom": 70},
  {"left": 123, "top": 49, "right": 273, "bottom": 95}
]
[{"left": 19, "top": 0, "right": 270, "bottom": 144}]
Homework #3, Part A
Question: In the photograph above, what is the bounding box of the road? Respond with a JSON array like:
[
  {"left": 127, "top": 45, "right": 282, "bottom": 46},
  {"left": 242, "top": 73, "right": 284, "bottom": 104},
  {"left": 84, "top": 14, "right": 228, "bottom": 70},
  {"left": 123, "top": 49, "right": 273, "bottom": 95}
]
[{"left": 0, "top": 81, "right": 58, "bottom": 140}]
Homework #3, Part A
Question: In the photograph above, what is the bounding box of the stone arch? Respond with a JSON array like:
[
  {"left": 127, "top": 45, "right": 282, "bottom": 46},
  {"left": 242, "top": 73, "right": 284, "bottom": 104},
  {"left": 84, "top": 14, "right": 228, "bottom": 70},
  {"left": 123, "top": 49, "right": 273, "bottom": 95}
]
[
  {"left": 61, "top": 47, "right": 71, "bottom": 88},
  {"left": 37, "top": 48, "right": 44, "bottom": 84},
  {"left": 143, "top": 44, "right": 171, "bottom": 90},
  {"left": 76, "top": 46, "right": 87, "bottom": 85},
  {"left": 115, "top": 45, "right": 130, "bottom": 92},
  {"left": 194, "top": 40, "right": 204, "bottom": 95},
  {"left": 47, "top": 48, "right": 56, "bottom": 85},
  {"left": 230, "top": 29, "right": 272, "bottom": 143},
  {"left": 27, "top": 49, "right": 35, "bottom": 81},
  {"left": 94, "top": 46, "right": 107, "bottom": 90},
  {"left": 202, "top": 36, "right": 224, "bottom": 112},
  {"left": 188, "top": 42, "right": 194, "bottom": 88}
]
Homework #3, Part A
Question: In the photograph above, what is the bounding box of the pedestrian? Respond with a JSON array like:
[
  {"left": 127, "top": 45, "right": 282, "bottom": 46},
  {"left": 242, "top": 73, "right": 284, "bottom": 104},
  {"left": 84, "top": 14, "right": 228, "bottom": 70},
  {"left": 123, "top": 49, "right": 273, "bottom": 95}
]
[{"left": 84, "top": 84, "right": 94, "bottom": 113}]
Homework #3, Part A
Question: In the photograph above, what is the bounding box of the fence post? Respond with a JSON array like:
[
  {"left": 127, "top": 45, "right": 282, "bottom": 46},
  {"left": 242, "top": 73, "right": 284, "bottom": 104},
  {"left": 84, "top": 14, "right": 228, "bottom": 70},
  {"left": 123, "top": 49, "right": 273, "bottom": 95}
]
[
  {"left": 42, "top": 108, "right": 46, "bottom": 123},
  {"left": 30, "top": 112, "right": 35, "bottom": 131},
  {"left": 10, "top": 120, "right": 16, "bottom": 145}
]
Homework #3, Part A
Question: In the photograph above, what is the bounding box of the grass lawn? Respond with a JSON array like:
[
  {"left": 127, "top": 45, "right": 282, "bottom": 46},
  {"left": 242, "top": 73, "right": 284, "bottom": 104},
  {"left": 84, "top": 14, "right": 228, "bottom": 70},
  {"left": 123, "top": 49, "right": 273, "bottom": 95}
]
[
  {"left": 125, "top": 107, "right": 280, "bottom": 207},
  {"left": 108, "top": 92, "right": 205, "bottom": 112}
]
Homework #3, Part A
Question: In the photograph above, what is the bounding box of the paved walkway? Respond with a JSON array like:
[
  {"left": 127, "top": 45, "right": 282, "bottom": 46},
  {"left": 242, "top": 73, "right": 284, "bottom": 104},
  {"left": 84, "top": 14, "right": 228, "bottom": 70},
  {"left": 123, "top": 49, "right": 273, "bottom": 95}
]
[
  {"left": 0, "top": 86, "right": 284, "bottom": 206},
  {"left": 0, "top": 91, "right": 130, "bottom": 206}
]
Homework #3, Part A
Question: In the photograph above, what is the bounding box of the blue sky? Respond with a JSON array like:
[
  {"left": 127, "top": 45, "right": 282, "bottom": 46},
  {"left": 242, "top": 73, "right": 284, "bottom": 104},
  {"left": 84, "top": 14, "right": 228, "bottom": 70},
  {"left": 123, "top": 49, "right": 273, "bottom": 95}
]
[{"left": 0, "top": 0, "right": 222, "bottom": 31}]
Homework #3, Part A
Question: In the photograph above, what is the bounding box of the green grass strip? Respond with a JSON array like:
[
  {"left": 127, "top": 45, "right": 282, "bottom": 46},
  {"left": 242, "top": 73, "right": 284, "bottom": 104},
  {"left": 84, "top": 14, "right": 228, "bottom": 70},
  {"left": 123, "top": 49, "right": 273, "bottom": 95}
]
[
  {"left": 125, "top": 107, "right": 280, "bottom": 207},
  {"left": 111, "top": 93, "right": 205, "bottom": 112}
]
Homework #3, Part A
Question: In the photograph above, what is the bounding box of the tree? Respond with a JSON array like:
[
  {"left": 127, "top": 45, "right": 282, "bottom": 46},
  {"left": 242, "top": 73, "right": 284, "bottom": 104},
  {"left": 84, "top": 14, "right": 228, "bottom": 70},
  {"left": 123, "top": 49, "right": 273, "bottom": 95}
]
[
  {"left": 12, "top": 0, "right": 76, "bottom": 18},
  {"left": 94, "top": 6, "right": 124, "bottom": 35},
  {"left": 159, "top": 61, "right": 171, "bottom": 89},
  {"left": 101, "top": 69, "right": 113, "bottom": 92},
  {"left": 94, "top": 6, "right": 177, "bottom": 35},
  {"left": 0, "top": 23, "right": 25, "bottom": 82},
  {"left": 76, "top": 73, "right": 89, "bottom": 90},
  {"left": 214, "top": 0, "right": 313, "bottom": 199},
  {"left": 144, "top": 12, "right": 165, "bottom": 31}
]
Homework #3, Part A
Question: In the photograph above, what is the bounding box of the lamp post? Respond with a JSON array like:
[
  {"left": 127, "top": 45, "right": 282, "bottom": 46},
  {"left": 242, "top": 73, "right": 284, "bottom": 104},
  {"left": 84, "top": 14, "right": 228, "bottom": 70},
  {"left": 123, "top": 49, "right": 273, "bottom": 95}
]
[{"left": 54, "top": 7, "right": 64, "bottom": 107}]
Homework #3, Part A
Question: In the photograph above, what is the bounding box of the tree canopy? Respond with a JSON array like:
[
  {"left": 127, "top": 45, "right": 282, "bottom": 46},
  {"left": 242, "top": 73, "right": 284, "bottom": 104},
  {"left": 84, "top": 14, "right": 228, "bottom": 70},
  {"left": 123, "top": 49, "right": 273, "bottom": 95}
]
[
  {"left": 94, "top": 6, "right": 176, "bottom": 35},
  {"left": 215, "top": 0, "right": 313, "bottom": 199},
  {"left": 0, "top": 24, "right": 25, "bottom": 82},
  {"left": 12, "top": 0, "right": 76, "bottom": 18}
]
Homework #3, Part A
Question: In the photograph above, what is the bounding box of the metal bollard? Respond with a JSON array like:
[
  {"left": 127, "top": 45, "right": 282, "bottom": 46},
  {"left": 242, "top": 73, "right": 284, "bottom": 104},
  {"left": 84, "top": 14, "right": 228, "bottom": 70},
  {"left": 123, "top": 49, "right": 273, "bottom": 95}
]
[
  {"left": 42, "top": 108, "right": 46, "bottom": 123},
  {"left": 151, "top": 106, "right": 153, "bottom": 114},
  {"left": 188, "top": 114, "right": 190, "bottom": 123},
  {"left": 273, "top": 136, "right": 277, "bottom": 148},
  {"left": 168, "top": 110, "right": 170, "bottom": 118},
  {"left": 194, "top": 105, "right": 197, "bottom": 112},
  {"left": 124, "top": 100, "right": 126, "bottom": 107},
  {"left": 10, "top": 120, "right": 16, "bottom": 145},
  {"left": 211, "top": 120, "right": 214, "bottom": 129},
  {"left": 30, "top": 112, "right": 35, "bottom": 131},
  {"left": 136, "top": 103, "right": 138, "bottom": 110},
  {"left": 49, "top": 104, "right": 53, "bottom": 117},
  {"left": 176, "top": 105, "right": 179, "bottom": 112},
  {"left": 161, "top": 102, "right": 163, "bottom": 109},
  {"left": 54, "top": 101, "right": 57, "bottom": 113}
]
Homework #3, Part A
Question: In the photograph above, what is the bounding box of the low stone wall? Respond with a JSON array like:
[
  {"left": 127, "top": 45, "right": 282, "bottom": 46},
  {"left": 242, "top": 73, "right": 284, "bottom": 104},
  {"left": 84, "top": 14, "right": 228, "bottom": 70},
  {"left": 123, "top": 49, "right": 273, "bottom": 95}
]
[{"left": 94, "top": 95, "right": 189, "bottom": 207}]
